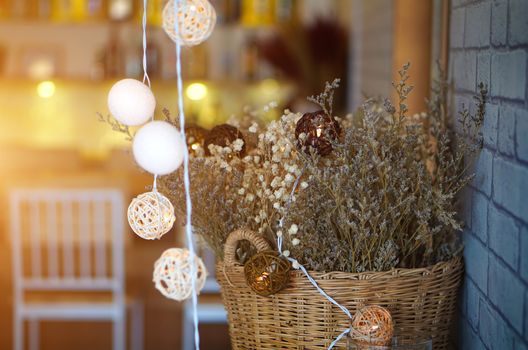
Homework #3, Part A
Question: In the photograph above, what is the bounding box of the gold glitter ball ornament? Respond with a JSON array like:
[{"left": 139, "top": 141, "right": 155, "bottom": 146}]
[
  {"left": 127, "top": 191, "right": 176, "bottom": 240},
  {"left": 162, "top": 0, "right": 217, "bottom": 47},
  {"left": 351, "top": 305, "right": 394, "bottom": 347},
  {"left": 244, "top": 251, "right": 290, "bottom": 297},
  {"left": 153, "top": 248, "right": 207, "bottom": 301}
]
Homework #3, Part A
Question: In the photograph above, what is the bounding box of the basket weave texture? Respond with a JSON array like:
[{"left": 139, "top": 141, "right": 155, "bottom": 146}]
[{"left": 217, "top": 229, "right": 464, "bottom": 349}]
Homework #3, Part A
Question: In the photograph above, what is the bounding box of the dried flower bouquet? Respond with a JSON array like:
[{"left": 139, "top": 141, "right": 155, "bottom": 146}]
[{"left": 158, "top": 64, "right": 486, "bottom": 273}]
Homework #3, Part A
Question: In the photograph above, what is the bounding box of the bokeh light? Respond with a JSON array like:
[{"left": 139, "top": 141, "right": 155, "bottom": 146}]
[
  {"left": 37, "top": 81, "right": 56, "bottom": 98},
  {"left": 186, "top": 82, "right": 208, "bottom": 101}
]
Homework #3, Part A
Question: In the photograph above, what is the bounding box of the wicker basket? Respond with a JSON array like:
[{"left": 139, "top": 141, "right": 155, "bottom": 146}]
[{"left": 217, "top": 229, "right": 464, "bottom": 349}]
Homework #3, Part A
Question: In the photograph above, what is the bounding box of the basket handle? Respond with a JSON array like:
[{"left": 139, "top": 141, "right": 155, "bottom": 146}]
[{"left": 224, "top": 228, "right": 271, "bottom": 266}]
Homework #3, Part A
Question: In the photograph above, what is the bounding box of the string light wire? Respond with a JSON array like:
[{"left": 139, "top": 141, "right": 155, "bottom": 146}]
[
  {"left": 277, "top": 168, "right": 353, "bottom": 349},
  {"left": 142, "top": 0, "right": 151, "bottom": 88},
  {"left": 173, "top": 1, "right": 201, "bottom": 349}
]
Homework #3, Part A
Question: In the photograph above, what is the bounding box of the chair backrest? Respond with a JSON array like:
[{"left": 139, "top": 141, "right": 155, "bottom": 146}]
[{"left": 9, "top": 188, "right": 125, "bottom": 300}]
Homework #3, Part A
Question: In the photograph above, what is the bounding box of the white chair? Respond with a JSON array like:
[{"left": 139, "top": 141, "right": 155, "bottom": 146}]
[
  {"left": 9, "top": 188, "right": 142, "bottom": 350},
  {"left": 181, "top": 245, "right": 227, "bottom": 350}
]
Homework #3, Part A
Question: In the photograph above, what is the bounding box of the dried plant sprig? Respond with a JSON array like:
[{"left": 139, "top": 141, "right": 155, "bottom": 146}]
[
  {"left": 162, "top": 107, "right": 176, "bottom": 124},
  {"left": 392, "top": 62, "right": 414, "bottom": 123},
  {"left": 97, "top": 112, "right": 133, "bottom": 141},
  {"left": 308, "top": 78, "right": 340, "bottom": 115}
]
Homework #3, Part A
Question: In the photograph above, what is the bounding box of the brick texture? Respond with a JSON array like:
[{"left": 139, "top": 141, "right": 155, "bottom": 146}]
[
  {"left": 490, "top": 50, "right": 527, "bottom": 100},
  {"left": 451, "top": 0, "right": 528, "bottom": 348},
  {"left": 509, "top": 0, "right": 528, "bottom": 46},
  {"left": 465, "top": 2, "right": 491, "bottom": 48},
  {"left": 491, "top": 0, "right": 508, "bottom": 46}
]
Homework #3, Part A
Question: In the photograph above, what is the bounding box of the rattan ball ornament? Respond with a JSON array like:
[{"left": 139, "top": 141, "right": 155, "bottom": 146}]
[
  {"left": 186, "top": 125, "right": 208, "bottom": 156},
  {"left": 153, "top": 248, "right": 207, "bottom": 301},
  {"left": 295, "top": 110, "right": 341, "bottom": 156},
  {"left": 108, "top": 79, "right": 155, "bottom": 126},
  {"left": 127, "top": 191, "right": 176, "bottom": 240},
  {"left": 204, "top": 124, "right": 246, "bottom": 157},
  {"left": 351, "top": 305, "right": 394, "bottom": 346},
  {"left": 133, "top": 121, "right": 185, "bottom": 175},
  {"left": 162, "top": 0, "right": 217, "bottom": 47},
  {"left": 244, "top": 251, "right": 290, "bottom": 297}
]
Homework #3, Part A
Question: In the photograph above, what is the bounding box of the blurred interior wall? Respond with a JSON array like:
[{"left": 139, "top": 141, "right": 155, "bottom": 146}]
[
  {"left": 349, "top": 0, "right": 395, "bottom": 110},
  {"left": 349, "top": 0, "right": 434, "bottom": 114}
]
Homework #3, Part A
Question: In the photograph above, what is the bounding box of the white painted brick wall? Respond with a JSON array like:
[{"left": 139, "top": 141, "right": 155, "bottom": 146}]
[{"left": 452, "top": 0, "right": 528, "bottom": 348}]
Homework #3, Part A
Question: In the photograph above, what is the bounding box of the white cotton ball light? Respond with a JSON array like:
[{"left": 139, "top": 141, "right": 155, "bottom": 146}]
[
  {"left": 107, "top": 79, "right": 156, "bottom": 126},
  {"left": 133, "top": 121, "right": 186, "bottom": 175},
  {"left": 162, "top": 0, "right": 217, "bottom": 47},
  {"left": 153, "top": 248, "right": 207, "bottom": 301},
  {"left": 127, "top": 191, "right": 175, "bottom": 240}
]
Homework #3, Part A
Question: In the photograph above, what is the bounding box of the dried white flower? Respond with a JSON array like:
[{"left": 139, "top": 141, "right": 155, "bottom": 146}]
[
  {"left": 249, "top": 123, "right": 258, "bottom": 133},
  {"left": 292, "top": 238, "right": 300, "bottom": 246},
  {"left": 232, "top": 139, "right": 244, "bottom": 152},
  {"left": 288, "top": 224, "right": 298, "bottom": 235}
]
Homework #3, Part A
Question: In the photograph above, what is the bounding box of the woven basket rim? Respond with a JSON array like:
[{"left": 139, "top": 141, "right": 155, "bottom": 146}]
[{"left": 220, "top": 255, "right": 463, "bottom": 280}]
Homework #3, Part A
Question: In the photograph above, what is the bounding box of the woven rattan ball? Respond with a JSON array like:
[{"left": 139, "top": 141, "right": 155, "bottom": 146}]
[
  {"left": 295, "top": 110, "right": 341, "bottom": 156},
  {"left": 186, "top": 125, "right": 208, "bottom": 156},
  {"left": 244, "top": 251, "right": 290, "bottom": 297},
  {"left": 204, "top": 124, "right": 246, "bottom": 157},
  {"left": 351, "top": 305, "right": 394, "bottom": 346},
  {"left": 153, "top": 248, "right": 207, "bottom": 301},
  {"left": 162, "top": 0, "right": 216, "bottom": 47},
  {"left": 127, "top": 191, "right": 175, "bottom": 240}
]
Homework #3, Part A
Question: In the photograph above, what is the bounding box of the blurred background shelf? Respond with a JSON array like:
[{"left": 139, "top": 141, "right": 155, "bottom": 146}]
[{"left": 0, "top": 78, "right": 294, "bottom": 154}]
